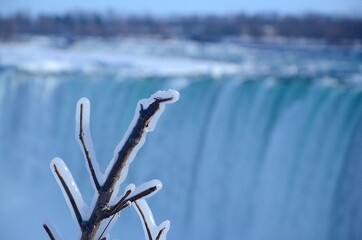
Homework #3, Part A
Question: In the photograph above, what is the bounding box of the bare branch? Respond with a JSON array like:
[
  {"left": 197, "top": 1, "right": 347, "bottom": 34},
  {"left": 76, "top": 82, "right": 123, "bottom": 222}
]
[
  {"left": 79, "top": 103, "right": 101, "bottom": 192},
  {"left": 53, "top": 164, "right": 83, "bottom": 228},
  {"left": 155, "top": 227, "right": 166, "bottom": 240},
  {"left": 135, "top": 201, "right": 153, "bottom": 240},
  {"left": 43, "top": 224, "right": 56, "bottom": 240}
]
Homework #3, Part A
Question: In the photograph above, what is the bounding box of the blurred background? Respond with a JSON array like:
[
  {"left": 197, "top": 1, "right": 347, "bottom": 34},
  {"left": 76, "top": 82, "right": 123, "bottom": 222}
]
[{"left": 0, "top": 0, "right": 362, "bottom": 239}]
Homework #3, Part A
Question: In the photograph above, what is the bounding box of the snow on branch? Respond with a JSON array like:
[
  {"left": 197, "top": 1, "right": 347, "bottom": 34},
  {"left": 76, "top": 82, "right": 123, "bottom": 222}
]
[{"left": 45, "top": 90, "right": 179, "bottom": 240}]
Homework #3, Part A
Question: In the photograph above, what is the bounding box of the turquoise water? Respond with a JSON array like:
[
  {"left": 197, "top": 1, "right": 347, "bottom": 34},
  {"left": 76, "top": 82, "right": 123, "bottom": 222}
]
[{"left": 0, "top": 37, "right": 362, "bottom": 239}]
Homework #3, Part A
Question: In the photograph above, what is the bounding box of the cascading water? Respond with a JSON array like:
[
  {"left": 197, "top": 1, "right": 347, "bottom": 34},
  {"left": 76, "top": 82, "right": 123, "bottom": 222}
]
[{"left": 0, "top": 37, "right": 361, "bottom": 240}]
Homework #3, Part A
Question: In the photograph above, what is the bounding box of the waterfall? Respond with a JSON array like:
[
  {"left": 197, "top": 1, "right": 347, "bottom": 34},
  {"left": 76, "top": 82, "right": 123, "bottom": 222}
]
[{"left": 0, "top": 77, "right": 361, "bottom": 240}]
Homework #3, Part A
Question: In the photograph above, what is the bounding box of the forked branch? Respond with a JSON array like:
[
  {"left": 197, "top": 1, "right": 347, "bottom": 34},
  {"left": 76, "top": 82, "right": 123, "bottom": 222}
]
[
  {"left": 103, "top": 189, "right": 132, "bottom": 217},
  {"left": 46, "top": 91, "right": 178, "bottom": 240},
  {"left": 82, "top": 96, "right": 175, "bottom": 239},
  {"left": 105, "top": 186, "right": 158, "bottom": 218}
]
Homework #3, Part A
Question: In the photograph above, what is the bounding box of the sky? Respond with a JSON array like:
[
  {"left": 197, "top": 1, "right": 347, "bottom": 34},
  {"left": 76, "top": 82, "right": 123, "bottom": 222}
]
[{"left": 0, "top": 0, "right": 361, "bottom": 16}]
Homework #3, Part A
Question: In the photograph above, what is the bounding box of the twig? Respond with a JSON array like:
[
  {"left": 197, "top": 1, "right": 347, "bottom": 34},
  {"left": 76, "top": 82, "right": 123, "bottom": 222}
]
[
  {"left": 155, "top": 227, "right": 166, "bottom": 240},
  {"left": 105, "top": 186, "right": 158, "bottom": 218},
  {"left": 98, "top": 201, "right": 131, "bottom": 240},
  {"left": 43, "top": 224, "right": 56, "bottom": 240},
  {"left": 79, "top": 103, "right": 101, "bottom": 192},
  {"left": 98, "top": 214, "right": 116, "bottom": 240},
  {"left": 53, "top": 164, "right": 83, "bottom": 228},
  {"left": 135, "top": 201, "right": 153, "bottom": 240},
  {"left": 125, "top": 186, "right": 158, "bottom": 205},
  {"left": 104, "top": 189, "right": 132, "bottom": 217}
]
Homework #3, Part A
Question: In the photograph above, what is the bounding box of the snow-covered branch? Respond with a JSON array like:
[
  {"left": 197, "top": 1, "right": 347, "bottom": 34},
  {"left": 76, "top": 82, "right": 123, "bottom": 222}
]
[{"left": 45, "top": 90, "right": 179, "bottom": 240}]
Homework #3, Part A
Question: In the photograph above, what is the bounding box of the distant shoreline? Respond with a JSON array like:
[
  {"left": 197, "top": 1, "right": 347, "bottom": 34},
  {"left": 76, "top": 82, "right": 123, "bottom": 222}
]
[{"left": 1, "top": 12, "right": 361, "bottom": 45}]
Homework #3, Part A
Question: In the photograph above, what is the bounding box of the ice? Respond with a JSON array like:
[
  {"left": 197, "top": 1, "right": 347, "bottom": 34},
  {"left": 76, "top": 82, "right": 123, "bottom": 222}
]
[
  {"left": 104, "top": 90, "right": 179, "bottom": 202},
  {"left": 43, "top": 221, "right": 64, "bottom": 240},
  {"left": 125, "top": 183, "right": 136, "bottom": 193},
  {"left": 1, "top": 35, "right": 361, "bottom": 240},
  {"left": 95, "top": 180, "right": 163, "bottom": 239},
  {"left": 74, "top": 97, "right": 107, "bottom": 220},
  {"left": 142, "top": 90, "right": 180, "bottom": 132},
  {"left": 50, "top": 157, "right": 86, "bottom": 230},
  {"left": 75, "top": 97, "right": 105, "bottom": 189},
  {"left": 133, "top": 199, "right": 170, "bottom": 240},
  {"left": 111, "top": 183, "right": 137, "bottom": 207},
  {"left": 128, "top": 179, "right": 163, "bottom": 200},
  {"left": 47, "top": 90, "right": 178, "bottom": 238}
]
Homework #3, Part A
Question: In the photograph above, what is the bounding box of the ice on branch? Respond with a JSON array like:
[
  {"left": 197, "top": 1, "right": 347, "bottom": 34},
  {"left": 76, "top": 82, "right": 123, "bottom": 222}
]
[
  {"left": 43, "top": 221, "right": 63, "bottom": 240},
  {"left": 134, "top": 199, "right": 170, "bottom": 240},
  {"left": 104, "top": 90, "right": 179, "bottom": 201},
  {"left": 50, "top": 157, "right": 86, "bottom": 227},
  {"left": 44, "top": 89, "right": 179, "bottom": 240},
  {"left": 128, "top": 180, "right": 163, "bottom": 201},
  {"left": 76, "top": 97, "right": 104, "bottom": 192}
]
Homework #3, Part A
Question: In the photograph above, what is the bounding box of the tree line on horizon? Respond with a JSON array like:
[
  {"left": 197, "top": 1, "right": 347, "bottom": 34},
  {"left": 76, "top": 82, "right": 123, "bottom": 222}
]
[{"left": 0, "top": 12, "right": 361, "bottom": 44}]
